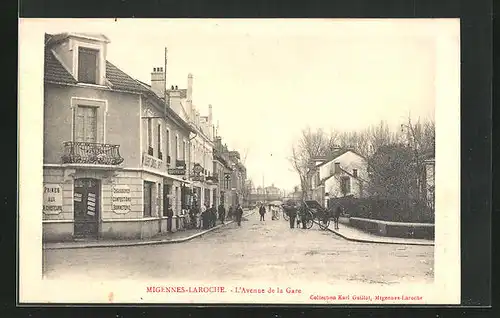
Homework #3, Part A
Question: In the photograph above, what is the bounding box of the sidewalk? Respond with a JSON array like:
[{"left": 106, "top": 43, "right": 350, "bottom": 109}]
[
  {"left": 324, "top": 219, "right": 434, "bottom": 246},
  {"left": 44, "top": 210, "right": 256, "bottom": 250}
]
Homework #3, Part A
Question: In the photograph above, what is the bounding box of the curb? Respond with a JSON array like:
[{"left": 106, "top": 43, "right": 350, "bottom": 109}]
[
  {"left": 320, "top": 222, "right": 435, "bottom": 246},
  {"left": 44, "top": 210, "right": 256, "bottom": 250}
]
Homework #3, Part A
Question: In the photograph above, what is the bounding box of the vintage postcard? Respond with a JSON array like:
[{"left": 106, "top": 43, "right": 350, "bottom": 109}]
[{"left": 18, "top": 18, "right": 460, "bottom": 304}]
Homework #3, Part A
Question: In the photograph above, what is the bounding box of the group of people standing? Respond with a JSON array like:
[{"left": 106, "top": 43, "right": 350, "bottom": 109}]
[
  {"left": 258, "top": 204, "right": 280, "bottom": 221},
  {"left": 187, "top": 201, "right": 245, "bottom": 229}
]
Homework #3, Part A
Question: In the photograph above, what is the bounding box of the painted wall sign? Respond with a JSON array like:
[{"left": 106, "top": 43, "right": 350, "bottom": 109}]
[
  {"left": 43, "top": 184, "right": 63, "bottom": 214},
  {"left": 143, "top": 153, "right": 162, "bottom": 170},
  {"left": 112, "top": 185, "right": 131, "bottom": 214},
  {"left": 168, "top": 168, "right": 186, "bottom": 176}
]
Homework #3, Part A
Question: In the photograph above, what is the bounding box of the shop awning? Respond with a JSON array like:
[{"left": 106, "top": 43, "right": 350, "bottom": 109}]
[{"left": 166, "top": 175, "right": 192, "bottom": 184}]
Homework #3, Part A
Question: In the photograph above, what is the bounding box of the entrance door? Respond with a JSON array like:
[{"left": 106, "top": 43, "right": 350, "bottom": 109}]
[{"left": 74, "top": 178, "right": 100, "bottom": 239}]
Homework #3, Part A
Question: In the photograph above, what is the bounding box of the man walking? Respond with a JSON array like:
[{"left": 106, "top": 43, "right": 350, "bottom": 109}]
[
  {"left": 259, "top": 204, "right": 266, "bottom": 221},
  {"left": 287, "top": 205, "right": 297, "bottom": 229},
  {"left": 166, "top": 203, "right": 174, "bottom": 232},
  {"left": 235, "top": 204, "right": 244, "bottom": 226},
  {"left": 218, "top": 203, "right": 226, "bottom": 224},
  {"left": 211, "top": 204, "right": 217, "bottom": 227}
]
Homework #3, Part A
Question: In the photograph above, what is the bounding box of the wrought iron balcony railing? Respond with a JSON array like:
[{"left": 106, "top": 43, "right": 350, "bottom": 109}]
[{"left": 62, "top": 141, "right": 124, "bottom": 165}]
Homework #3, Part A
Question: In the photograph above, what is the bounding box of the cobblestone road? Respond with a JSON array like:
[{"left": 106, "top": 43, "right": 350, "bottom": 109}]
[{"left": 43, "top": 212, "right": 434, "bottom": 285}]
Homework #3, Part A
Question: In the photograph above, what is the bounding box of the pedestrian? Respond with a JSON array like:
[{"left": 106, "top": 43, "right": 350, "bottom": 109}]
[
  {"left": 299, "top": 202, "right": 308, "bottom": 229},
  {"left": 334, "top": 205, "right": 342, "bottom": 230},
  {"left": 189, "top": 205, "right": 196, "bottom": 229},
  {"left": 235, "top": 203, "right": 244, "bottom": 226},
  {"left": 211, "top": 204, "right": 217, "bottom": 227},
  {"left": 259, "top": 204, "right": 266, "bottom": 221},
  {"left": 200, "top": 203, "right": 207, "bottom": 229},
  {"left": 228, "top": 206, "right": 234, "bottom": 220},
  {"left": 287, "top": 205, "right": 297, "bottom": 229},
  {"left": 218, "top": 203, "right": 226, "bottom": 224},
  {"left": 166, "top": 203, "right": 174, "bottom": 232}
]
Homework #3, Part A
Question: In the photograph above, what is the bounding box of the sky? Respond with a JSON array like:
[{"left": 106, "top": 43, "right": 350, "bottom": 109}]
[{"left": 23, "top": 19, "right": 457, "bottom": 192}]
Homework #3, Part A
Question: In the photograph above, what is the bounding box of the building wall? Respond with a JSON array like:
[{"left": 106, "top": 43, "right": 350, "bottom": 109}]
[
  {"left": 324, "top": 170, "right": 366, "bottom": 199},
  {"left": 42, "top": 167, "right": 187, "bottom": 242},
  {"left": 44, "top": 84, "right": 141, "bottom": 167},
  {"left": 319, "top": 151, "right": 369, "bottom": 182}
]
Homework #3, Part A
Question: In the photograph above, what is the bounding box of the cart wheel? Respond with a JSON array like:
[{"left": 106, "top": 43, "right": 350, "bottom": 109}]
[{"left": 305, "top": 218, "right": 314, "bottom": 229}]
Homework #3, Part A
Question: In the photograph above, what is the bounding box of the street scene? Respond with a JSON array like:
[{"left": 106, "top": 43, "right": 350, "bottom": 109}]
[
  {"left": 43, "top": 210, "right": 433, "bottom": 284},
  {"left": 35, "top": 19, "right": 440, "bottom": 294}
]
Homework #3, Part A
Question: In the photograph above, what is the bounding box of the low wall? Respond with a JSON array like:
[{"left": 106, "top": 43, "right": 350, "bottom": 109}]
[
  {"left": 348, "top": 217, "right": 434, "bottom": 240},
  {"left": 43, "top": 222, "right": 74, "bottom": 242}
]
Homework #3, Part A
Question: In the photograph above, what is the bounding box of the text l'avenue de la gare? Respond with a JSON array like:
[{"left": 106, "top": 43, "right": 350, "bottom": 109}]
[{"left": 146, "top": 286, "right": 302, "bottom": 294}]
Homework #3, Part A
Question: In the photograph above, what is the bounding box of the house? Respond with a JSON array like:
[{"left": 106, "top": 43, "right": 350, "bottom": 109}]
[
  {"left": 163, "top": 74, "right": 219, "bottom": 210},
  {"left": 137, "top": 70, "right": 196, "bottom": 231},
  {"left": 213, "top": 136, "right": 231, "bottom": 206},
  {"left": 307, "top": 149, "right": 369, "bottom": 207},
  {"left": 42, "top": 32, "right": 195, "bottom": 242}
]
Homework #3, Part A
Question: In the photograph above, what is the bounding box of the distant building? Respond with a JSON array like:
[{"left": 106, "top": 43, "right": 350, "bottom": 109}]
[{"left": 249, "top": 184, "right": 282, "bottom": 204}]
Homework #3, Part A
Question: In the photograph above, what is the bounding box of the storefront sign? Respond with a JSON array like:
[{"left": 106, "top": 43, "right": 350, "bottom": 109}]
[
  {"left": 43, "top": 184, "right": 63, "bottom": 214},
  {"left": 168, "top": 168, "right": 186, "bottom": 176},
  {"left": 112, "top": 185, "right": 131, "bottom": 214},
  {"left": 193, "top": 163, "right": 203, "bottom": 175},
  {"left": 143, "top": 153, "right": 162, "bottom": 170}
]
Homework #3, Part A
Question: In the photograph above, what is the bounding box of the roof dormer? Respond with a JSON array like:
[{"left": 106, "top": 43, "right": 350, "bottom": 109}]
[{"left": 46, "top": 32, "right": 110, "bottom": 86}]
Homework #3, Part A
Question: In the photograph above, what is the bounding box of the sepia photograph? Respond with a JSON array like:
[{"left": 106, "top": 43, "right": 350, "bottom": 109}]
[{"left": 18, "top": 18, "right": 460, "bottom": 304}]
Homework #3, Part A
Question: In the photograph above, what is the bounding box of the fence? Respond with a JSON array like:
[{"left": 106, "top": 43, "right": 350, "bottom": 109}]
[{"left": 328, "top": 196, "right": 434, "bottom": 223}]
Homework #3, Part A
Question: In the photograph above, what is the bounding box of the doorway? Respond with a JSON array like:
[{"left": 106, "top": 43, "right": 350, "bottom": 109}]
[{"left": 74, "top": 178, "right": 100, "bottom": 239}]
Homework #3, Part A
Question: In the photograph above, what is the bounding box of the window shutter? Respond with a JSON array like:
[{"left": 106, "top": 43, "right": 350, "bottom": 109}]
[
  {"left": 85, "top": 107, "right": 97, "bottom": 143},
  {"left": 78, "top": 48, "right": 98, "bottom": 84}
]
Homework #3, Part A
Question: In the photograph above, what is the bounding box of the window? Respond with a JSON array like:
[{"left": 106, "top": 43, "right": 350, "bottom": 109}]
[
  {"left": 157, "top": 123, "right": 162, "bottom": 159},
  {"left": 74, "top": 106, "right": 97, "bottom": 143},
  {"left": 175, "top": 135, "right": 179, "bottom": 159},
  {"left": 147, "top": 118, "right": 153, "bottom": 155},
  {"left": 352, "top": 169, "right": 358, "bottom": 178},
  {"left": 78, "top": 47, "right": 99, "bottom": 84},
  {"left": 182, "top": 141, "right": 186, "bottom": 160},
  {"left": 166, "top": 129, "right": 170, "bottom": 160},
  {"left": 340, "top": 177, "right": 350, "bottom": 196},
  {"left": 143, "top": 181, "right": 154, "bottom": 217}
]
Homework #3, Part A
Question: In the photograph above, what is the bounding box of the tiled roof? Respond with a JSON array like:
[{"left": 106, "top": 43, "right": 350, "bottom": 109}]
[
  {"left": 44, "top": 33, "right": 148, "bottom": 94},
  {"left": 315, "top": 149, "right": 350, "bottom": 168},
  {"left": 44, "top": 39, "right": 77, "bottom": 84},
  {"left": 105, "top": 61, "right": 149, "bottom": 93}
]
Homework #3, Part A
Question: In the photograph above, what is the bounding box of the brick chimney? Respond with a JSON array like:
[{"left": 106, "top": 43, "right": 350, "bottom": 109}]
[
  {"left": 151, "top": 67, "right": 165, "bottom": 97},
  {"left": 168, "top": 84, "right": 182, "bottom": 116}
]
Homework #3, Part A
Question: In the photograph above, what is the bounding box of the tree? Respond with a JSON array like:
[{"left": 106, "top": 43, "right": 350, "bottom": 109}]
[
  {"left": 289, "top": 128, "right": 337, "bottom": 199},
  {"left": 400, "top": 116, "right": 435, "bottom": 201},
  {"left": 366, "top": 144, "right": 417, "bottom": 199}
]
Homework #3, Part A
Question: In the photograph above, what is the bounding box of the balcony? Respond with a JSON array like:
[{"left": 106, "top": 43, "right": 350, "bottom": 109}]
[{"left": 62, "top": 141, "right": 124, "bottom": 165}]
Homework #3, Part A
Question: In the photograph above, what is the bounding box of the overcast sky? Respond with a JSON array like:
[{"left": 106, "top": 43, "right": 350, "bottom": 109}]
[{"left": 24, "top": 19, "right": 457, "bottom": 192}]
